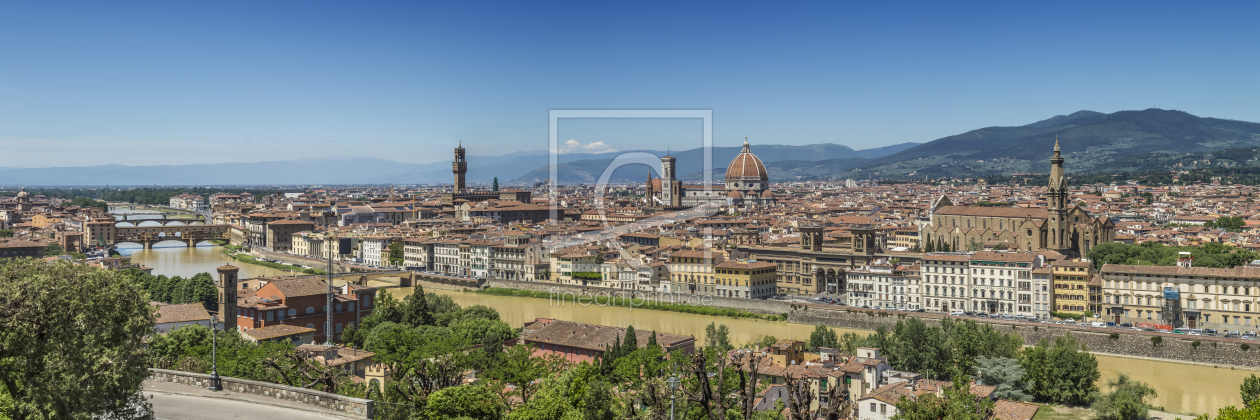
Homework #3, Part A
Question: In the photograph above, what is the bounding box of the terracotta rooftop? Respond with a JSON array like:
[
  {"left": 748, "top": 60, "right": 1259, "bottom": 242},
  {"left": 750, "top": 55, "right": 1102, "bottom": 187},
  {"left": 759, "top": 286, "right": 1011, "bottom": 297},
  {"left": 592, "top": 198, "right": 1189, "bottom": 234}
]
[
  {"left": 242, "top": 324, "right": 316, "bottom": 341},
  {"left": 152, "top": 302, "right": 211, "bottom": 324},
  {"left": 520, "top": 318, "right": 694, "bottom": 351}
]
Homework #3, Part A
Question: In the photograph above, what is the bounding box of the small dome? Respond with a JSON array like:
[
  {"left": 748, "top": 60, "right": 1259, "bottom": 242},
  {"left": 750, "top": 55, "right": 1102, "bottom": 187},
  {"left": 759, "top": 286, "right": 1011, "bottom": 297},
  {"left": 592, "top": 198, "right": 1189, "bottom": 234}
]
[
  {"left": 15, "top": 187, "right": 28, "bottom": 198},
  {"left": 725, "top": 139, "right": 768, "bottom": 181},
  {"left": 761, "top": 190, "right": 774, "bottom": 198},
  {"left": 727, "top": 190, "right": 744, "bottom": 198}
]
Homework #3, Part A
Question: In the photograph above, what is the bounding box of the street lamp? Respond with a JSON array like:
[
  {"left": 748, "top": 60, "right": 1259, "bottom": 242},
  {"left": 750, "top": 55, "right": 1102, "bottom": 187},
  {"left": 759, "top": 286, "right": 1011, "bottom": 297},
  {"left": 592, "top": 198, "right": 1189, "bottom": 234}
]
[
  {"left": 208, "top": 314, "right": 221, "bottom": 391},
  {"left": 667, "top": 375, "right": 680, "bottom": 420}
]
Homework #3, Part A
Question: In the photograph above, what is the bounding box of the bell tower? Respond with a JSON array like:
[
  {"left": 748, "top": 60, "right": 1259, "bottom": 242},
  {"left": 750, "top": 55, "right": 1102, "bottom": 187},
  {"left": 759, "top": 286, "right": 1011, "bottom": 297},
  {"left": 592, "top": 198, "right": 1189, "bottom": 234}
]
[
  {"left": 217, "top": 264, "right": 240, "bottom": 331},
  {"left": 453, "top": 141, "right": 468, "bottom": 193},
  {"left": 799, "top": 224, "right": 824, "bottom": 252},
  {"left": 661, "top": 154, "right": 680, "bottom": 206},
  {"left": 1047, "top": 137, "right": 1069, "bottom": 249}
]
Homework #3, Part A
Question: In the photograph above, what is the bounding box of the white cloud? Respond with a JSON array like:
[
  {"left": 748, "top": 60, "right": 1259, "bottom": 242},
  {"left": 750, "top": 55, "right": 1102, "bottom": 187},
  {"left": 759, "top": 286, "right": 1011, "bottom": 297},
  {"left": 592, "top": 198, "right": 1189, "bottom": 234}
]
[{"left": 558, "top": 139, "right": 617, "bottom": 154}]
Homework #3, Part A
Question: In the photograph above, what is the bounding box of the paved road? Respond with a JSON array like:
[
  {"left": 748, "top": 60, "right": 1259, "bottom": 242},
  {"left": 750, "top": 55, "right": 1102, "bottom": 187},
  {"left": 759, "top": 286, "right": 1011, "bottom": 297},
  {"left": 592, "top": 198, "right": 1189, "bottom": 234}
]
[{"left": 144, "top": 381, "right": 351, "bottom": 420}]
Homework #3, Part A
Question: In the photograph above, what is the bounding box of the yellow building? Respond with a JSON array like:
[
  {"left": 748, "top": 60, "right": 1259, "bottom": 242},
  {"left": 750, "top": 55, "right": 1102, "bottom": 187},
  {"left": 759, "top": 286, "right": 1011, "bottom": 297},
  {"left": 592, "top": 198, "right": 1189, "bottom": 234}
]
[
  {"left": 665, "top": 249, "right": 723, "bottom": 295},
  {"left": 550, "top": 251, "right": 600, "bottom": 285},
  {"left": 1053, "top": 260, "right": 1092, "bottom": 315},
  {"left": 714, "top": 259, "right": 777, "bottom": 299},
  {"left": 30, "top": 214, "right": 64, "bottom": 228}
]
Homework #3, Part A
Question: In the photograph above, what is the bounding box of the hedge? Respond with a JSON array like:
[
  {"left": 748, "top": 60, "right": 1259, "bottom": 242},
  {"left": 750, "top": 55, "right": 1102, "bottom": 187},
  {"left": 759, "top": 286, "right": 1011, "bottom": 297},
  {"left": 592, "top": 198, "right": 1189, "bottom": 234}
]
[{"left": 476, "top": 287, "right": 787, "bottom": 321}]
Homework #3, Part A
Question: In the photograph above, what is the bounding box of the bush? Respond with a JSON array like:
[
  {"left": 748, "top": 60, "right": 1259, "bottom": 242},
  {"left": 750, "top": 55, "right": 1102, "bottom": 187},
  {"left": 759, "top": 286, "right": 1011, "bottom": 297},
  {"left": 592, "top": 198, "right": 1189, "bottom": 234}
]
[
  {"left": 1243, "top": 344, "right": 1251, "bottom": 352},
  {"left": 475, "top": 288, "right": 786, "bottom": 321},
  {"left": 1151, "top": 336, "right": 1162, "bottom": 346},
  {"left": 1109, "top": 333, "right": 1120, "bottom": 340},
  {"left": 1192, "top": 340, "right": 1201, "bottom": 349}
]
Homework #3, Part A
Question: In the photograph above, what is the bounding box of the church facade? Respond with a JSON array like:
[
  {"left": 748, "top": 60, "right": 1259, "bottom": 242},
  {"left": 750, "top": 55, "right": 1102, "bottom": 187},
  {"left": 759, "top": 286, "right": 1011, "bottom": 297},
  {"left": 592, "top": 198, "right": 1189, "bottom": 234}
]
[
  {"left": 923, "top": 140, "right": 1115, "bottom": 257},
  {"left": 644, "top": 138, "right": 777, "bottom": 208}
]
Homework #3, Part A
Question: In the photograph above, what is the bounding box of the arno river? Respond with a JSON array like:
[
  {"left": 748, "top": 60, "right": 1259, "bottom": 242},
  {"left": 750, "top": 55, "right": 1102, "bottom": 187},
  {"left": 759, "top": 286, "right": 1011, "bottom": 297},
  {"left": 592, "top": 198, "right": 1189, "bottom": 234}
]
[{"left": 122, "top": 240, "right": 1253, "bottom": 416}]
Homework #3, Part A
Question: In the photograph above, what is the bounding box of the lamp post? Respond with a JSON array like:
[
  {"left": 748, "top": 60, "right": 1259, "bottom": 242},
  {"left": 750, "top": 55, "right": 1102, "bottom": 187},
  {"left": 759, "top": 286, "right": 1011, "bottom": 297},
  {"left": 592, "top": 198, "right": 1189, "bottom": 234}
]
[
  {"left": 667, "top": 375, "right": 680, "bottom": 420},
  {"left": 208, "top": 314, "right": 221, "bottom": 391}
]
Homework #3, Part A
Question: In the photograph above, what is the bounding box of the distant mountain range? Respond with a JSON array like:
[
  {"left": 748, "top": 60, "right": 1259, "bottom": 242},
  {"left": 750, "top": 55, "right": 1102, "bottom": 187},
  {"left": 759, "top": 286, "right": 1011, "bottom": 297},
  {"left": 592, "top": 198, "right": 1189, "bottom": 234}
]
[
  {"left": 3, "top": 108, "right": 1256, "bottom": 186},
  {"left": 828, "top": 109, "right": 1260, "bottom": 179},
  {"left": 508, "top": 142, "right": 920, "bottom": 184},
  {"left": 0, "top": 142, "right": 919, "bottom": 186}
]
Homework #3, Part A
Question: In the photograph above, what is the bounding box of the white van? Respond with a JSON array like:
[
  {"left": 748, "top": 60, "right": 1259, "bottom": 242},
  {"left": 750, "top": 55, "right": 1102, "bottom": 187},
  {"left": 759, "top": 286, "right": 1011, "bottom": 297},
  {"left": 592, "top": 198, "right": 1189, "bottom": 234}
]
[{"left": 1091, "top": 322, "right": 1106, "bottom": 328}]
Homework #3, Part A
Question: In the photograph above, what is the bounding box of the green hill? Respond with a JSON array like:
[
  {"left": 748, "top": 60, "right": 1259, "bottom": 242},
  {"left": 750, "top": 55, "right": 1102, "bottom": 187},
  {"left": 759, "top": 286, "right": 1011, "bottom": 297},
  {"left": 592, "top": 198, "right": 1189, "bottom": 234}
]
[{"left": 835, "top": 109, "right": 1260, "bottom": 180}]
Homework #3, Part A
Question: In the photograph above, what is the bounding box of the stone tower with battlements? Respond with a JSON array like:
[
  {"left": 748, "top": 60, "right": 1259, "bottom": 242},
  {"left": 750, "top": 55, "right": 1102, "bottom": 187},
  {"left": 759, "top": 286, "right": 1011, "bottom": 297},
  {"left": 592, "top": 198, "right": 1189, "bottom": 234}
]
[{"left": 452, "top": 142, "right": 467, "bottom": 193}]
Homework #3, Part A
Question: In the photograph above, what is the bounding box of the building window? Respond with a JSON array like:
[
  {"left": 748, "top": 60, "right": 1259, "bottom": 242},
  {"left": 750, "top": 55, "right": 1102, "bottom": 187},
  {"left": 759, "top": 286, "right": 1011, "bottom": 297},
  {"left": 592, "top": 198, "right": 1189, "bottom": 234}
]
[
  {"left": 288, "top": 309, "right": 297, "bottom": 317},
  {"left": 306, "top": 307, "right": 315, "bottom": 314},
  {"left": 266, "top": 311, "right": 274, "bottom": 321}
]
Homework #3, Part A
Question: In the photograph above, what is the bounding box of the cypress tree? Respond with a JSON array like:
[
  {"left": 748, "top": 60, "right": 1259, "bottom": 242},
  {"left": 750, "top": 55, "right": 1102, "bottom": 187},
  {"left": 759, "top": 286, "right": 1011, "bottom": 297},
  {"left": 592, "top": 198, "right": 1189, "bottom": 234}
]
[
  {"left": 647, "top": 330, "right": 658, "bottom": 348},
  {"left": 623, "top": 325, "right": 638, "bottom": 351}
]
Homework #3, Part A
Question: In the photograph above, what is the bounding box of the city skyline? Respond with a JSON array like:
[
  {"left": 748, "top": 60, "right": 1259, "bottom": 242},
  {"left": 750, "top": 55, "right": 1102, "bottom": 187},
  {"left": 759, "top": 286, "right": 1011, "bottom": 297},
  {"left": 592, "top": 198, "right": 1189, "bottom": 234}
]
[{"left": 3, "top": 1, "right": 1260, "bottom": 167}]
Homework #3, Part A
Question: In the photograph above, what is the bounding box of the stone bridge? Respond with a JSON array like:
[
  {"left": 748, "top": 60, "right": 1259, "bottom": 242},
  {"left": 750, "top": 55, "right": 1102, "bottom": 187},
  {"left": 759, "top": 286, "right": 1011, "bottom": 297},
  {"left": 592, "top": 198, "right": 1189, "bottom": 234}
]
[
  {"left": 115, "top": 224, "right": 230, "bottom": 249},
  {"left": 115, "top": 217, "right": 206, "bottom": 227}
]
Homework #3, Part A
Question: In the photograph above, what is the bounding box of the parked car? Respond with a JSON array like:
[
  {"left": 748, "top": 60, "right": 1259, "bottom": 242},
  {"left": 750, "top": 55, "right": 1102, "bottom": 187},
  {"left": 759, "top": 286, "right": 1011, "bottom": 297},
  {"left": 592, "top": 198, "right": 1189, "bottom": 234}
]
[
  {"left": 1205, "top": 329, "right": 1219, "bottom": 335},
  {"left": 1244, "top": 331, "right": 1258, "bottom": 337},
  {"left": 1120, "top": 323, "right": 1133, "bottom": 328}
]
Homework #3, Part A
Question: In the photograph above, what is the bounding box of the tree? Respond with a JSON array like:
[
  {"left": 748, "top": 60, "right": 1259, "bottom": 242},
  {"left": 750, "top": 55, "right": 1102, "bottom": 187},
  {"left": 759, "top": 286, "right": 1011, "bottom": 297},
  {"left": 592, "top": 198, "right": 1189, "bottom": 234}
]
[
  {"left": 424, "top": 383, "right": 505, "bottom": 420},
  {"left": 758, "top": 335, "right": 778, "bottom": 349},
  {"left": 388, "top": 241, "right": 404, "bottom": 264},
  {"left": 1242, "top": 374, "right": 1260, "bottom": 407},
  {"left": 704, "top": 322, "right": 733, "bottom": 351},
  {"left": 400, "top": 285, "right": 433, "bottom": 327},
  {"left": 490, "top": 344, "right": 560, "bottom": 405},
  {"left": 479, "top": 330, "right": 505, "bottom": 368},
  {"left": 975, "top": 357, "right": 1030, "bottom": 402},
  {"left": 892, "top": 377, "right": 996, "bottom": 420},
  {"left": 623, "top": 325, "right": 638, "bottom": 352},
  {"left": 43, "top": 243, "right": 65, "bottom": 256},
  {"left": 1021, "top": 334, "right": 1100, "bottom": 405},
  {"left": 582, "top": 380, "right": 616, "bottom": 420},
  {"left": 0, "top": 229, "right": 12, "bottom": 238},
  {"left": 0, "top": 259, "right": 156, "bottom": 420},
  {"left": 1195, "top": 401, "right": 1260, "bottom": 420},
  {"left": 1092, "top": 374, "right": 1157, "bottom": 420},
  {"left": 492, "top": 177, "right": 500, "bottom": 193},
  {"left": 808, "top": 325, "right": 839, "bottom": 351},
  {"left": 647, "top": 330, "right": 659, "bottom": 348},
  {"left": 183, "top": 272, "right": 218, "bottom": 311}
]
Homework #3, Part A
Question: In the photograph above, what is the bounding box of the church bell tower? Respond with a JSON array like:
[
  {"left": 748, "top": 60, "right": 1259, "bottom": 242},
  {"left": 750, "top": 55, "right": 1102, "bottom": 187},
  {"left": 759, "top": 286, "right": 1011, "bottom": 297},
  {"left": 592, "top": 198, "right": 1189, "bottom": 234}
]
[
  {"left": 216, "top": 264, "right": 240, "bottom": 331},
  {"left": 1047, "top": 138, "right": 1069, "bottom": 249}
]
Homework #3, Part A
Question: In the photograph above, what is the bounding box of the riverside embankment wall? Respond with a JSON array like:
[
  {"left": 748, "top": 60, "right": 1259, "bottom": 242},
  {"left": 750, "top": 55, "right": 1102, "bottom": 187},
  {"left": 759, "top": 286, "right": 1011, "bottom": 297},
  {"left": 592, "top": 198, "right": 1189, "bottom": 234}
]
[
  {"left": 790, "top": 306, "right": 1260, "bottom": 368},
  {"left": 481, "top": 280, "right": 1260, "bottom": 367}
]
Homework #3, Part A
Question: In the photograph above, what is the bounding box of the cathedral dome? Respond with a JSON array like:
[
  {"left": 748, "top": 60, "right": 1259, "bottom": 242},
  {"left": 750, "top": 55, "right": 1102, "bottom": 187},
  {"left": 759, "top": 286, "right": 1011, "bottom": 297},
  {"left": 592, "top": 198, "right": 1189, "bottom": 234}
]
[{"left": 725, "top": 139, "right": 768, "bottom": 181}]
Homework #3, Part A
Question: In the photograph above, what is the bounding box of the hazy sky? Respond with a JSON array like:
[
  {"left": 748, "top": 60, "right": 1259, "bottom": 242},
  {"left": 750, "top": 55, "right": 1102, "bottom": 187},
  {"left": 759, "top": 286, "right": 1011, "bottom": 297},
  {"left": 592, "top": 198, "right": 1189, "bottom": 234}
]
[{"left": 2, "top": 1, "right": 1259, "bottom": 167}]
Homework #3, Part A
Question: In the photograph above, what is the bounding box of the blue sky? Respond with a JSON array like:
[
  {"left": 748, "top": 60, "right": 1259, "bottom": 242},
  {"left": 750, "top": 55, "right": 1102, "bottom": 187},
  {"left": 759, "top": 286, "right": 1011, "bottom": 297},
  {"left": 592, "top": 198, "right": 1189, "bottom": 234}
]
[{"left": 2, "top": 1, "right": 1258, "bottom": 167}]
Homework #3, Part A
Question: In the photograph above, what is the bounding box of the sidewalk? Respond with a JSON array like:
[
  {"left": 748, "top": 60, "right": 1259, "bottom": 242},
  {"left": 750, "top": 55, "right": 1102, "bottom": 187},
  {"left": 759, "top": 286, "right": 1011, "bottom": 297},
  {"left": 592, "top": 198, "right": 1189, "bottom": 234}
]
[{"left": 143, "top": 380, "right": 356, "bottom": 419}]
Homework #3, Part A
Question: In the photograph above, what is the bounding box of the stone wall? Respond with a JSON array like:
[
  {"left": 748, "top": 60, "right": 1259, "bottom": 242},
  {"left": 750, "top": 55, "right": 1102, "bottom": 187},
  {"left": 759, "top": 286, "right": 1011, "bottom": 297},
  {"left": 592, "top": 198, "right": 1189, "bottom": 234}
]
[
  {"left": 148, "top": 369, "right": 374, "bottom": 419},
  {"left": 484, "top": 279, "right": 792, "bottom": 315},
  {"left": 788, "top": 307, "right": 1260, "bottom": 368}
]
